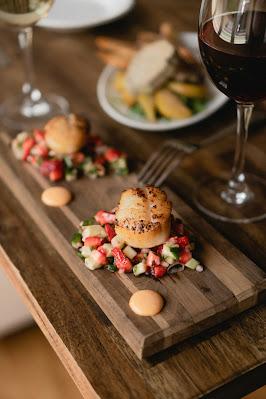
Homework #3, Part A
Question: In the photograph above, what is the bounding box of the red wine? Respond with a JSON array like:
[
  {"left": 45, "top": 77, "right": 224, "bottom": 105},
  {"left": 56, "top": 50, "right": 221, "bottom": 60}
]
[{"left": 199, "top": 11, "right": 266, "bottom": 102}]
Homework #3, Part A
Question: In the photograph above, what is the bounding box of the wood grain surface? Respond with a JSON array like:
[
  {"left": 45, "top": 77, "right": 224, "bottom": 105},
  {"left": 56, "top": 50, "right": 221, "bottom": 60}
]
[
  {"left": 0, "top": 0, "right": 265, "bottom": 397},
  {"left": 0, "top": 131, "right": 265, "bottom": 360}
]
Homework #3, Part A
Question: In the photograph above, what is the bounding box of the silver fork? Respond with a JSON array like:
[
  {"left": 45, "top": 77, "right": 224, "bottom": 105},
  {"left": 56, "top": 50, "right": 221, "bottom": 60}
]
[
  {"left": 138, "top": 139, "right": 197, "bottom": 187},
  {"left": 138, "top": 115, "right": 265, "bottom": 187}
]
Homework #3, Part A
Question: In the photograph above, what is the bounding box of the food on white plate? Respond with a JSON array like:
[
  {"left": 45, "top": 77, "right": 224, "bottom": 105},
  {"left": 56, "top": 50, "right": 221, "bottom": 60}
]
[
  {"left": 71, "top": 186, "right": 203, "bottom": 278},
  {"left": 129, "top": 290, "right": 164, "bottom": 316},
  {"left": 125, "top": 40, "right": 177, "bottom": 94},
  {"left": 41, "top": 186, "right": 72, "bottom": 207},
  {"left": 96, "top": 22, "right": 208, "bottom": 122},
  {"left": 11, "top": 114, "right": 128, "bottom": 182},
  {"left": 115, "top": 186, "right": 172, "bottom": 248}
]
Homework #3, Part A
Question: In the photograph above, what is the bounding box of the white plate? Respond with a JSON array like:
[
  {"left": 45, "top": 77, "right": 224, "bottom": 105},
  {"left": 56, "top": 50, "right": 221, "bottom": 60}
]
[
  {"left": 38, "top": 0, "right": 135, "bottom": 31},
  {"left": 97, "top": 32, "right": 228, "bottom": 131}
]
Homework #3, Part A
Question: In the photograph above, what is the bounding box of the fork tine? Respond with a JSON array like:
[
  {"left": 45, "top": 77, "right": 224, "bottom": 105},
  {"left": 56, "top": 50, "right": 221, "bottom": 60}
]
[
  {"left": 137, "top": 146, "right": 164, "bottom": 181},
  {"left": 147, "top": 147, "right": 179, "bottom": 186},
  {"left": 140, "top": 146, "right": 174, "bottom": 185},
  {"left": 155, "top": 153, "right": 186, "bottom": 187}
]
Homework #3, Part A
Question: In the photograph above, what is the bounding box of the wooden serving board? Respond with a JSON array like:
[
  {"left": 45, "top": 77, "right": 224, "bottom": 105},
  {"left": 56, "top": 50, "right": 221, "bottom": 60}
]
[{"left": 0, "top": 132, "right": 265, "bottom": 360}]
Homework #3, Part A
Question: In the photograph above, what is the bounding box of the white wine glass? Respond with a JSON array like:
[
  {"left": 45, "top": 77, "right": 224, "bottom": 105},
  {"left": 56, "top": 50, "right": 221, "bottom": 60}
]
[
  {"left": 0, "top": 0, "right": 69, "bottom": 130},
  {"left": 195, "top": 0, "right": 266, "bottom": 223}
]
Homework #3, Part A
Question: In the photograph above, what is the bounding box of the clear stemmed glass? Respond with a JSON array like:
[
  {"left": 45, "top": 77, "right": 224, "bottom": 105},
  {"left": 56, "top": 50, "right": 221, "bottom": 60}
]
[
  {"left": 195, "top": 0, "right": 266, "bottom": 223},
  {"left": 0, "top": 1, "right": 69, "bottom": 130}
]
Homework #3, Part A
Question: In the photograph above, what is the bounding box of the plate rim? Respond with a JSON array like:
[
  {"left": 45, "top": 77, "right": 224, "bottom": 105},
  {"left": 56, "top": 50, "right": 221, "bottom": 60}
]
[{"left": 38, "top": 0, "right": 135, "bottom": 31}]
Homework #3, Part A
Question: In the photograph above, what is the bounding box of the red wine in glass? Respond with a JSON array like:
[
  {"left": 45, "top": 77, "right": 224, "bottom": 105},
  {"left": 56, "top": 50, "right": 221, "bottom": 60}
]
[
  {"left": 195, "top": 1, "right": 266, "bottom": 223},
  {"left": 199, "top": 11, "right": 266, "bottom": 103}
]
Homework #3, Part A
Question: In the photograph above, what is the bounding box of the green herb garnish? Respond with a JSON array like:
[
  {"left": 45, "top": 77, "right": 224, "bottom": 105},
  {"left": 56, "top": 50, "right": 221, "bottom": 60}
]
[
  {"left": 170, "top": 247, "right": 181, "bottom": 259},
  {"left": 82, "top": 217, "right": 96, "bottom": 226},
  {"left": 107, "top": 263, "right": 118, "bottom": 273},
  {"left": 130, "top": 103, "right": 145, "bottom": 117},
  {"left": 71, "top": 232, "right": 82, "bottom": 249}
]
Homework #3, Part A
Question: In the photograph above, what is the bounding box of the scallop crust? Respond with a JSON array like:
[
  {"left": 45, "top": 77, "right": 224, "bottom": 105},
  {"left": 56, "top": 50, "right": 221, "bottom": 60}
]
[
  {"left": 44, "top": 114, "right": 90, "bottom": 155},
  {"left": 115, "top": 186, "right": 172, "bottom": 248}
]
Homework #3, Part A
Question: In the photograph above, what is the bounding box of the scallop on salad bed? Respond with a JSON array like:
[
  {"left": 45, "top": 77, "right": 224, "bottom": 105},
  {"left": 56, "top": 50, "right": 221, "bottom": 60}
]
[{"left": 71, "top": 210, "right": 203, "bottom": 278}]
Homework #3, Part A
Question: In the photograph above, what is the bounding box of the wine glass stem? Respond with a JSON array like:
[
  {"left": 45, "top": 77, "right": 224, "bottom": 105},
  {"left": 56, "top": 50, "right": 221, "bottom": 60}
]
[
  {"left": 18, "top": 27, "right": 35, "bottom": 96},
  {"left": 222, "top": 102, "right": 254, "bottom": 205}
]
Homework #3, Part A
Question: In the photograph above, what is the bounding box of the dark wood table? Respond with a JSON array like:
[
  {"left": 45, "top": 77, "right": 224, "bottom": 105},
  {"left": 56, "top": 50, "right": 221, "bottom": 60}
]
[{"left": 0, "top": 1, "right": 265, "bottom": 398}]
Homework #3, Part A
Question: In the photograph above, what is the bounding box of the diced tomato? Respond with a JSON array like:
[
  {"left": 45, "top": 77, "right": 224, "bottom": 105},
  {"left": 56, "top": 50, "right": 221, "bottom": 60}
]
[
  {"left": 97, "top": 245, "right": 107, "bottom": 255},
  {"left": 179, "top": 249, "right": 192, "bottom": 264},
  {"left": 84, "top": 236, "right": 103, "bottom": 248},
  {"left": 112, "top": 247, "right": 132, "bottom": 272},
  {"left": 95, "top": 210, "right": 116, "bottom": 225},
  {"left": 147, "top": 251, "right": 160, "bottom": 267},
  {"left": 94, "top": 155, "right": 106, "bottom": 165},
  {"left": 71, "top": 152, "right": 85, "bottom": 165},
  {"left": 176, "top": 236, "right": 190, "bottom": 247},
  {"left": 155, "top": 245, "right": 163, "bottom": 255},
  {"left": 49, "top": 169, "right": 64, "bottom": 181},
  {"left": 153, "top": 265, "right": 167, "bottom": 278},
  {"left": 33, "top": 129, "right": 45, "bottom": 142},
  {"left": 22, "top": 137, "right": 35, "bottom": 160},
  {"left": 33, "top": 143, "right": 49, "bottom": 157},
  {"left": 91, "top": 249, "right": 107, "bottom": 265},
  {"left": 104, "top": 148, "right": 122, "bottom": 162},
  {"left": 169, "top": 236, "right": 189, "bottom": 248},
  {"left": 40, "top": 159, "right": 63, "bottom": 177},
  {"left": 105, "top": 224, "right": 116, "bottom": 241}
]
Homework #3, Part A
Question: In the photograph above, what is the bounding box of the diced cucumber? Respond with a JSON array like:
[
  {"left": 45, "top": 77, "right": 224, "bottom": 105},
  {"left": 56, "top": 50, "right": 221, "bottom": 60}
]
[
  {"left": 162, "top": 243, "right": 179, "bottom": 260},
  {"left": 165, "top": 256, "right": 175, "bottom": 265},
  {"left": 185, "top": 258, "right": 199, "bottom": 270},
  {"left": 84, "top": 256, "right": 103, "bottom": 270},
  {"left": 102, "top": 243, "right": 113, "bottom": 257},
  {"left": 123, "top": 245, "right": 137, "bottom": 260},
  {"left": 133, "top": 261, "right": 147, "bottom": 276},
  {"left": 110, "top": 158, "right": 128, "bottom": 176},
  {"left": 111, "top": 235, "right": 125, "bottom": 249},
  {"left": 65, "top": 168, "right": 78, "bottom": 181},
  {"left": 71, "top": 232, "right": 82, "bottom": 249},
  {"left": 82, "top": 225, "right": 107, "bottom": 240},
  {"left": 80, "top": 246, "right": 92, "bottom": 258}
]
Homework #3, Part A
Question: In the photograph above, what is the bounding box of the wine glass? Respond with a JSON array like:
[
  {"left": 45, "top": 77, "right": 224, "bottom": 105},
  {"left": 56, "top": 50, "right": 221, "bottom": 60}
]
[
  {"left": 196, "top": 0, "right": 266, "bottom": 223},
  {"left": 0, "top": 1, "right": 69, "bottom": 130}
]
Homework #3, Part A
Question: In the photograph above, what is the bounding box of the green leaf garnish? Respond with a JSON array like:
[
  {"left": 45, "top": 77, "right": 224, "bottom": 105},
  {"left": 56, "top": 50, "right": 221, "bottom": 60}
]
[
  {"left": 130, "top": 103, "right": 145, "bottom": 117},
  {"left": 107, "top": 264, "right": 118, "bottom": 272},
  {"left": 82, "top": 217, "right": 96, "bottom": 226},
  {"left": 71, "top": 232, "right": 82, "bottom": 244},
  {"left": 170, "top": 247, "right": 181, "bottom": 259}
]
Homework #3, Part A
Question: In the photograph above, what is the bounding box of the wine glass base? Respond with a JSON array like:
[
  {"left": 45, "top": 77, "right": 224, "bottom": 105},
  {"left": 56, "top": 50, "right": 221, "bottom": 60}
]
[
  {"left": 194, "top": 174, "right": 266, "bottom": 223},
  {"left": 0, "top": 93, "right": 69, "bottom": 131}
]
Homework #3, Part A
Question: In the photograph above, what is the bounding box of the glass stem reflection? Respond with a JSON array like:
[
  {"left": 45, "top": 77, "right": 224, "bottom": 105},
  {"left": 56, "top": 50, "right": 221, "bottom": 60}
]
[
  {"left": 221, "top": 102, "right": 254, "bottom": 205},
  {"left": 18, "top": 27, "right": 43, "bottom": 116}
]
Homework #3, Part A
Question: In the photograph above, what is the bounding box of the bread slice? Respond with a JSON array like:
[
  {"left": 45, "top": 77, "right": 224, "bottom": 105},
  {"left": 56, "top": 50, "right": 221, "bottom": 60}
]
[
  {"left": 125, "top": 40, "right": 177, "bottom": 94},
  {"left": 44, "top": 114, "right": 90, "bottom": 155},
  {"left": 115, "top": 186, "right": 172, "bottom": 249}
]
